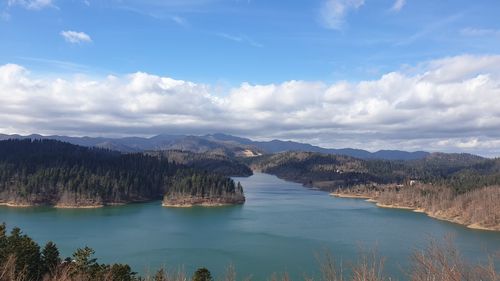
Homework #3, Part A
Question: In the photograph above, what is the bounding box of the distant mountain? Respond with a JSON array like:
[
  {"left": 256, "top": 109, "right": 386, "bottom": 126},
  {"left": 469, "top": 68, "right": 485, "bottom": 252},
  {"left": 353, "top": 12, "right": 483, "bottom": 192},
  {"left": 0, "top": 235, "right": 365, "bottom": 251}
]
[
  {"left": 202, "top": 135, "right": 430, "bottom": 160},
  {"left": 0, "top": 133, "right": 262, "bottom": 157},
  {"left": 0, "top": 133, "right": 433, "bottom": 160}
]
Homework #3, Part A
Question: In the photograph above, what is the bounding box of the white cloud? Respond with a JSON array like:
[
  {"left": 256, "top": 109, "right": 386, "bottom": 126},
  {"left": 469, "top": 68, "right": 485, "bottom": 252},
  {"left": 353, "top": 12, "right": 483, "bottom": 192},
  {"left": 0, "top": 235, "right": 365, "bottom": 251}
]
[
  {"left": 320, "top": 0, "right": 365, "bottom": 30},
  {"left": 1, "top": 54, "right": 500, "bottom": 155},
  {"left": 60, "top": 30, "right": 92, "bottom": 44},
  {"left": 7, "top": 0, "right": 53, "bottom": 10},
  {"left": 391, "top": 0, "right": 405, "bottom": 12}
]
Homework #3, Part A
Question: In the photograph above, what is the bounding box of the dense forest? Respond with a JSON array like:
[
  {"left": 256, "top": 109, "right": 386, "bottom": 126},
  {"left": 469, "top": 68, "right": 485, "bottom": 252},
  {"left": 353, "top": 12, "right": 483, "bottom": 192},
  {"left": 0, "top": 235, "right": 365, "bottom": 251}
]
[
  {"left": 0, "top": 140, "right": 245, "bottom": 207},
  {"left": 1, "top": 223, "right": 498, "bottom": 281},
  {"left": 146, "top": 150, "right": 253, "bottom": 177}
]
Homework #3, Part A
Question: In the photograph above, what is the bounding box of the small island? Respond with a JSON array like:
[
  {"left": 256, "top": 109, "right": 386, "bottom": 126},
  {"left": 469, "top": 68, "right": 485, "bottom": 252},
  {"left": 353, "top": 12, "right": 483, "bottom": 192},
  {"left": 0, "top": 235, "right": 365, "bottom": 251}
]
[{"left": 163, "top": 171, "right": 245, "bottom": 207}]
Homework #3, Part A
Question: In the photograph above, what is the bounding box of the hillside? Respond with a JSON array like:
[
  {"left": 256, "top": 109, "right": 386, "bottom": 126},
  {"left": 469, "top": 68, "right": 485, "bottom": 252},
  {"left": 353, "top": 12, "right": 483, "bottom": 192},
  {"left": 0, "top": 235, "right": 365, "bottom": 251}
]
[
  {"left": 249, "top": 151, "right": 490, "bottom": 190},
  {"left": 145, "top": 150, "right": 253, "bottom": 177},
  {"left": 0, "top": 139, "right": 245, "bottom": 208}
]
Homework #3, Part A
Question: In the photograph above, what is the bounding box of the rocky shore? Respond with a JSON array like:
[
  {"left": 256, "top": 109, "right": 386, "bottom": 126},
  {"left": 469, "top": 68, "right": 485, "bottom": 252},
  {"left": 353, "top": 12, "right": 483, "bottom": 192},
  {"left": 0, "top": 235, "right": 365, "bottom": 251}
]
[{"left": 162, "top": 194, "right": 245, "bottom": 208}]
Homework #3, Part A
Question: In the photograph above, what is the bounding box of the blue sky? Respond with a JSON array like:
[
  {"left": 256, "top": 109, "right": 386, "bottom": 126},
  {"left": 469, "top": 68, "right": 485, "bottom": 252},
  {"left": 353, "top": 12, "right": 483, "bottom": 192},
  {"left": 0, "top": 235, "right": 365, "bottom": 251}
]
[
  {"left": 1, "top": 0, "right": 499, "bottom": 84},
  {"left": 1, "top": 0, "right": 500, "bottom": 156}
]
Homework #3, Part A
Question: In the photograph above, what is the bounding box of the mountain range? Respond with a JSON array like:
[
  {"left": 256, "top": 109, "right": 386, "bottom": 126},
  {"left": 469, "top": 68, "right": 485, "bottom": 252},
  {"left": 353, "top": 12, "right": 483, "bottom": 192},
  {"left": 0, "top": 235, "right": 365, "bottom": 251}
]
[{"left": 0, "top": 133, "right": 431, "bottom": 160}]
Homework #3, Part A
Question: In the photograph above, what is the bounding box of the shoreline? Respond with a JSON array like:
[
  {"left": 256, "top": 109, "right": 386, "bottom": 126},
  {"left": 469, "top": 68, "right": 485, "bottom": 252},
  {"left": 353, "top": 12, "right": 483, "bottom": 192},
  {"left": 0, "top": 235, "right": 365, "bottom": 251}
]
[
  {"left": 54, "top": 204, "right": 105, "bottom": 209},
  {"left": 329, "top": 193, "right": 373, "bottom": 199},
  {"left": 331, "top": 193, "right": 500, "bottom": 232},
  {"left": 0, "top": 202, "right": 35, "bottom": 208},
  {"left": 0, "top": 202, "right": 107, "bottom": 209},
  {"left": 0, "top": 200, "right": 155, "bottom": 209},
  {"left": 0, "top": 197, "right": 244, "bottom": 209},
  {"left": 162, "top": 202, "right": 239, "bottom": 208},
  {"left": 162, "top": 197, "right": 245, "bottom": 208}
]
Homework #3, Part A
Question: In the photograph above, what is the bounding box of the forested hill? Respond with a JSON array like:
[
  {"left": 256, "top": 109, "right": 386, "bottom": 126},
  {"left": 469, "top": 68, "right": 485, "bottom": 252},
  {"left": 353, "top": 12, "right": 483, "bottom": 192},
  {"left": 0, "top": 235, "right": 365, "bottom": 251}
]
[
  {"left": 248, "top": 151, "right": 494, "bottom": 192},
  {"left": 0, "top": 139, "right": 245, "bottom": 207},
  {"left": 145, "top": 150, "right": 252, "bottom": 177}
]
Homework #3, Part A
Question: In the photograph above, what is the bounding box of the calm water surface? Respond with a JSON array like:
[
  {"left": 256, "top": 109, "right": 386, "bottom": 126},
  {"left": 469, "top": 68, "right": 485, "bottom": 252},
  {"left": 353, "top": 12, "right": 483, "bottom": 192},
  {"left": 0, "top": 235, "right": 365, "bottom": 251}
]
[{"left": 1, "top": 173, "right": 499, "bottom": 279}]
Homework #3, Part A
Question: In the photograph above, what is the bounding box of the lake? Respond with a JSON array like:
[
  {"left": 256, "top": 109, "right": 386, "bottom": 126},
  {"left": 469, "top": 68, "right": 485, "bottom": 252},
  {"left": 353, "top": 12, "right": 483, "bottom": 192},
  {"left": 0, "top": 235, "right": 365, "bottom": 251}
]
[{"left": 1, "top": 173, "right": 499, "bottom": 279}]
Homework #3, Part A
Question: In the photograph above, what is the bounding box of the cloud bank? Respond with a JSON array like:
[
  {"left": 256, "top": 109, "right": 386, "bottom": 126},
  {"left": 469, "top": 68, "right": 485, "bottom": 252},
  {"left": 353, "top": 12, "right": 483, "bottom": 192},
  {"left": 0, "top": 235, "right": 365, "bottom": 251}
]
[{"left": 1, "top": 54, "right": 500, "bottom": 156}]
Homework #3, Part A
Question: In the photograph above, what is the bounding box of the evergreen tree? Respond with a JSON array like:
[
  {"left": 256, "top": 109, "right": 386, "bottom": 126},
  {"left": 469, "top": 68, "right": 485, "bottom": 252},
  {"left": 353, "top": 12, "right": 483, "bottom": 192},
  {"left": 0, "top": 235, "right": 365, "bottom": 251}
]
[
  {"left": 41, "top": 241, "right": 60, "bottom": 275},
  {"left": 108, "top": 263, "right": 136, "bottom": 281},
  {"left": 192, "top": 267, "right": 213, "bottom": 281},
  {"left": 72, "top": 246, "right": 98, "bottom": 274},
  {"left": 5, "top": 227, "right": 42, "bottom": 280}
]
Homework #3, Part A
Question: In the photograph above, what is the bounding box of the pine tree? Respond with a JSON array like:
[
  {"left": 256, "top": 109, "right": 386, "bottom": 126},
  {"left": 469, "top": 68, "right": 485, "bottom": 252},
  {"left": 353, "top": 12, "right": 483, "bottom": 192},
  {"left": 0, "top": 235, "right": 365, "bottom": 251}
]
[
  {"left": 41, "top": 241, "right": 60, "bottom": 275},
  {"left": 192, "top": 267, "right": 213, "bottom": 281},
  {"left": 6, "top": 227, "right": 42, "bottom": 280},
  {"left": 72, "top": 246, "right": 97, "bottom": 273}
]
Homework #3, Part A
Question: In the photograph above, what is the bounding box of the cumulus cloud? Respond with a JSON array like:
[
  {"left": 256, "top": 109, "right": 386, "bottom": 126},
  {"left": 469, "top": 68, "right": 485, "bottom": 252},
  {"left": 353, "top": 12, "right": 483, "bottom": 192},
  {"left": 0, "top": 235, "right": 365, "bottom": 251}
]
[
  {"left": 1, "top": 54, "right": 500, "bottom": 156},
  {"left": 60, "top": 30, "right": 92, "bottom": 44},
  {"left": 7, "top": 0, "right": 53, "bottom": 10},
  {"left": 320, "top": 0, "right": 364, "bottom": 30},
  {"left": 391, "top": 0, "right": 405, "bottom": 12}
]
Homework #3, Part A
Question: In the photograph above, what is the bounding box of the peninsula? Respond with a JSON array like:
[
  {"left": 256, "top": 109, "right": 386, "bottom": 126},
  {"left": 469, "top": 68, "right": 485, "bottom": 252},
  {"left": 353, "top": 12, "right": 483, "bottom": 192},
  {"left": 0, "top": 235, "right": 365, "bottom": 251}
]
[{"left": 0, "top": 139, "right": 246, "bottom": 208}]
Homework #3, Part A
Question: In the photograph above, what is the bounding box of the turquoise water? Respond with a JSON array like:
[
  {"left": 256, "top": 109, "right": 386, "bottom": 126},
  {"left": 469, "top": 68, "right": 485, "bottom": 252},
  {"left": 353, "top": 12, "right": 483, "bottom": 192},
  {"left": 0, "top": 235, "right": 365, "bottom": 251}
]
[{"left": 1, "top": 173, "right": 499, "bottom": 279}]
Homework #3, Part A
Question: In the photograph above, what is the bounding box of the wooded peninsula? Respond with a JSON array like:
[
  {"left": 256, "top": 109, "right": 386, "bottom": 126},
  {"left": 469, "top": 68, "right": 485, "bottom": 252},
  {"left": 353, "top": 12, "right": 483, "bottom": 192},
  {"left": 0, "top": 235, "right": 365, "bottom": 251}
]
[{"left": 0, "top": 140, "right": 245, "bottom": 208}]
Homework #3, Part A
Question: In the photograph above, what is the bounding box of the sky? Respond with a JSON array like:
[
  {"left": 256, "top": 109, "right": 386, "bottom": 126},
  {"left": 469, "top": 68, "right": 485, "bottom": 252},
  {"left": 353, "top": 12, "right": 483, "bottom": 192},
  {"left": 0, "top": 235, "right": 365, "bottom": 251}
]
[{"left": 1, "top": 0, "right": 500, "bottom": 156}]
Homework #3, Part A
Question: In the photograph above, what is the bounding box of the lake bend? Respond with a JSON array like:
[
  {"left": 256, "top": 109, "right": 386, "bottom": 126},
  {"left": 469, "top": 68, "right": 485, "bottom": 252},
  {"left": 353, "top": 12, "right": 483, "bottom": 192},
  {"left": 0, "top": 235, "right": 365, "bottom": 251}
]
[{"left": 1, "top": 173, "right": 499, "bottom": 279}]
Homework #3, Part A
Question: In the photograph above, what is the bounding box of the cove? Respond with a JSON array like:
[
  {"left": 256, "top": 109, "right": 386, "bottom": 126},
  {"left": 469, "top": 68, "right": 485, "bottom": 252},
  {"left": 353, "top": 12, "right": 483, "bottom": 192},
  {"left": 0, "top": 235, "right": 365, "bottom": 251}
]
[{"left": 1, "top": 173, "right": 499, "bottom": 280}]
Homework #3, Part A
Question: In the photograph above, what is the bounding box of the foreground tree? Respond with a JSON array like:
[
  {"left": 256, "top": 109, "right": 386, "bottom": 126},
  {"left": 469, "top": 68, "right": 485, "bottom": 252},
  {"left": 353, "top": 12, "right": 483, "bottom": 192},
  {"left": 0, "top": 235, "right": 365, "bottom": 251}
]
[
  {"left": 5, "top": 227, "right": 41, "bottom": 280},
  {"left": 192, "top": 267, "right": 213, "bottom": 281},
  {"left": 41, "top": 241, "right": 60, "bottom": 275}
]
